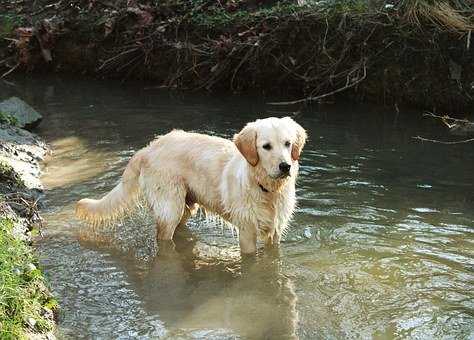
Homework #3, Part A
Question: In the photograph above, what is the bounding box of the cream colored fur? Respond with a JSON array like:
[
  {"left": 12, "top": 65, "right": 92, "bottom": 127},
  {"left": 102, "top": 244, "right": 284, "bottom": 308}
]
[{"left": 76, "top": 117, "right": 307, "bottom": 254}]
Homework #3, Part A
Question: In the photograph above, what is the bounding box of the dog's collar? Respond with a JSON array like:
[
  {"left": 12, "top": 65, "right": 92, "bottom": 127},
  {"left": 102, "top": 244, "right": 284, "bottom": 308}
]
[{"left": 258, "top": 183, "right": 270, "bottom": 193}]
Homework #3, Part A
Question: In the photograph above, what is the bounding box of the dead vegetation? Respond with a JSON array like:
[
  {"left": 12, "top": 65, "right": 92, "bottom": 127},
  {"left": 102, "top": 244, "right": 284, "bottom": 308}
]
[
  {"left": 0, "top": 161, "right": 43, "bottom": 229},
  {"left": 413, "top": 111, "right": 474, "bottom": 144},
  {"left": 0, "top": 0, "right": 473, "bottom": 112}
]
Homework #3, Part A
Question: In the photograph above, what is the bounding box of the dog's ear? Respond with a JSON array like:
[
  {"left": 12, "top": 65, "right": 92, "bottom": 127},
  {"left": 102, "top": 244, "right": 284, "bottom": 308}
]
[
  {"left": 283, "top": 117, "right": 307, "bottom": 161},
  {"left": 234, "top": 123, "right": 259, "bottom": 166}
]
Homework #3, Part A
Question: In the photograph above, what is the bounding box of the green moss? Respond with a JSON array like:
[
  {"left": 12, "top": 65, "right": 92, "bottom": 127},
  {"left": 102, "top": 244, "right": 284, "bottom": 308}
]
[
  {"left": 0, "top": 111, "right": 19, "bottom": 126},
  {"left": 0, "top": 217, "right": 57, "bottom": 339},
  {"left": 0, "top": 13, "right": 23, "bottom": 39}
]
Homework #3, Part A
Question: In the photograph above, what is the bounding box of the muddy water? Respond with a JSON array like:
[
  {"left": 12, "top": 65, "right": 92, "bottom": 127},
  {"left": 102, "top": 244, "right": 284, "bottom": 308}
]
[{"left": 4, "top": 76, "right": 474, "bottom": 339}]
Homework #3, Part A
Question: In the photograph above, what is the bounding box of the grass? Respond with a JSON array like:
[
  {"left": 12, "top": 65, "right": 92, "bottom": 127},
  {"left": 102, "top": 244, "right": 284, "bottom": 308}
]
[
  {"left": 398, "top": 0, "right": 473, "bottom": 31},
  {"left": 0, "top": 216, "right": 57, "bottom": 340},
  {"left": 187, "top": 0, "right": 472, "bottom": 30}
]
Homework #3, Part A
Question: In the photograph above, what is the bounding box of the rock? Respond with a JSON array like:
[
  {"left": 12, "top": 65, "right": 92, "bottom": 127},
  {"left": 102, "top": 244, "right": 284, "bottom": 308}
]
[
  {"left": 26, "top": 317, "right": 37, "bottom": 328},
  {"left": 0, "top": 124, "right": 47, "bottom": 190},
  {"left": 284, "top": 235, "right": 302, "bottom": 242},
  {"left": 26, "top": 263, "right": 37, "bottom": 272},
  {"left": 0, "top": 97, "right": 42, "bottom": 129},
  {"left": 41, "top": 307, "right": 54, "bottom": 319},
  {"left": 303, "top": 227, "right": 312, "bottom": 239}
]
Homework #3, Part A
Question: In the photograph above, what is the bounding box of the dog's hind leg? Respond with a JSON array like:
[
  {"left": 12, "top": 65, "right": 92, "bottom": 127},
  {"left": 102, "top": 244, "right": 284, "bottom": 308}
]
[{"left": 142, "top": 177, "right": 187, "bottom": 240}]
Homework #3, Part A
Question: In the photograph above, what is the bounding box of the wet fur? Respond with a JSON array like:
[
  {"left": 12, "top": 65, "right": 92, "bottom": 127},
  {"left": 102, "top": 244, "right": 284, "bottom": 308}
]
[{"left": 76, "top": 117, "right": 307, "bottom": 254}]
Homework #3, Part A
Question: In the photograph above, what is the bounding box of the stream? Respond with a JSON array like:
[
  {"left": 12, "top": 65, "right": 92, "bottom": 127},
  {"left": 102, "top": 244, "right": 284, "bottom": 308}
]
[{"left": 3, "top": 76, "right": 473, "bottom": 339}]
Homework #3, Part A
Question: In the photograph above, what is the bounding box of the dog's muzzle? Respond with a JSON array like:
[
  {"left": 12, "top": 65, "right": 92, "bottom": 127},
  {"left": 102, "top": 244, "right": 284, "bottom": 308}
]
[{"left": 279, "top": 162, "right": 291, "bottom": 177}]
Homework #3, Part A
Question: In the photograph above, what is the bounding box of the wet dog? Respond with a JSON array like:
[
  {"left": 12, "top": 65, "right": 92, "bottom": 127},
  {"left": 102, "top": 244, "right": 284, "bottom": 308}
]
[{"left": 76, "top": 117, "right": 307, "bottom": 254}]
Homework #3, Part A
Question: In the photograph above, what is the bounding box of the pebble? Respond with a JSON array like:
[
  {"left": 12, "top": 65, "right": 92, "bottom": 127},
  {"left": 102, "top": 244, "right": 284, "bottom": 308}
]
[
  {"left": 42, "top": 307, "right": 54, "bottom": 319},
  {"left": 26, "top": 317, "right": 37, "bottom": 328},
  {"left": 26, "top": 263, "right": 37, "bottom": 272},
  {"left": 303, "top": 227, "right": 312, "bottom": 239}
]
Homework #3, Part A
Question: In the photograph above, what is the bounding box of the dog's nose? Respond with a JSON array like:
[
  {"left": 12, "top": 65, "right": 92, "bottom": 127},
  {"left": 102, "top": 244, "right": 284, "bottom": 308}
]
[{"left": 279, "top": 162, "right": 291, "bottom": 174}]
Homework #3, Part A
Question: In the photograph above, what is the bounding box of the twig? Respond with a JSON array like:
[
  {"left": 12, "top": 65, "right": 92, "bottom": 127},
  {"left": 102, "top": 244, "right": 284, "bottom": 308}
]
[
  {"left": 412, "top": 136, "right": 474, "bottom": 144},
  {"left": 1, "top": 63, "right": 20, "bottom": 79},
  {"left": 97, "top": 47, "right": 140, "bottom": 71},
  {"left": 467, "top": 30, "right": 471, "bottom": 50},
  {"left": 423, "top": 112, "right": 474, "bottom": 131},
  {"left": 267, "top": 62, "right": 367, "bottom": 106},
  {"left": 269, "top": 53, "right": 309, "bottom": 82},
  {"left": 231, "top": 46, "right": 254, "bottom": 91},
  {"left": 0, "top": 57, "right": 13, "bottom": 67},
  {"left": 31, "top": 2, "right": 60, "bottom": 16},
  {"left": 423, "top": 112, "right": 472, "bottom": 124}
]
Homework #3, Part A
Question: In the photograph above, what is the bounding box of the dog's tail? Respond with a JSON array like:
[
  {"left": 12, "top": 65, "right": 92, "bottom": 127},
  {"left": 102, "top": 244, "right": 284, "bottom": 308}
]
[{"left": 75, "top": 149, "right": 146, "bottom": 225}]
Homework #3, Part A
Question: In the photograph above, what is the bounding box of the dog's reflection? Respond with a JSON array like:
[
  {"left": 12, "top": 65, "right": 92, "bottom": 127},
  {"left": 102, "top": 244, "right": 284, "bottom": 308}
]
[{"left": 101, "top": 228, "right": 299, "bottom": 339}]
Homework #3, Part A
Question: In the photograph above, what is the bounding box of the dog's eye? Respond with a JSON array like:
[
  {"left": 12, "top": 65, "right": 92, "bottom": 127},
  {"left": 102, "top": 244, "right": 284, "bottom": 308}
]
[
  {"left": 285, "top": 141, "right": 291, "bottom": 147},
  {"left": 262, "top": 143, "right": 272, "bottom": 150}
]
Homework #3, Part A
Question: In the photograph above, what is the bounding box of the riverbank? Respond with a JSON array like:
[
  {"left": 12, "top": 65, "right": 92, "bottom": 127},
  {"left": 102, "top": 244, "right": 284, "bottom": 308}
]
[
  {"left": 0, "top": 115, "right": 57, "bottom": 339},
  {"left": 1, "top": 0, "right": 473, "bottom": 114}
]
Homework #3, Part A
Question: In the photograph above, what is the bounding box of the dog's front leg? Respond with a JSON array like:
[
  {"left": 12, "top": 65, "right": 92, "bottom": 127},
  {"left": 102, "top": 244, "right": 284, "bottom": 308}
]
[
  {"left": 239, "top": 225, "right": 257, "bottom": 254},
  {"left": 264, "top": 229, "right": 281, "bottom": 248}
]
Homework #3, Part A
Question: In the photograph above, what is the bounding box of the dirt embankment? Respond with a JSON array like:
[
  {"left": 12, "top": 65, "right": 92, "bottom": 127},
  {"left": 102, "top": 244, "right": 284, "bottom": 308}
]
[
  {"left": 1, "top": 0, "right": 473, "bottom": 114},
  {"left": 0, "top": 101, "right": 57, "bottom": 339}
]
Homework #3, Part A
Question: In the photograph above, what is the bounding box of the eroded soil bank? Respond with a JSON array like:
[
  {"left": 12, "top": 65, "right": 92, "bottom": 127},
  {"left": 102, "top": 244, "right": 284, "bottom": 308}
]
[
  {"left": 1, "top": 0, "right": 473, "bottom": 114},
  {"left": 0, "top": 108, "right": 57, "bottom": 339}
]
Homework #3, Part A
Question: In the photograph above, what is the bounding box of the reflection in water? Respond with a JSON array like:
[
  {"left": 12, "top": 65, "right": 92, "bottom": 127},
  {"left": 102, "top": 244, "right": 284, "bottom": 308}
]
[
  {"left": 4, "top": 75, "right": 472, "bottom": 339},
  {"left": 41, "top": 136, "right": 107, "bottom": 189},
  {"left": 76, "top": 213, "right": 298, "bottom": 338},
  {"left": 90, "top": 229, "right": 299, "bottom": 340}
]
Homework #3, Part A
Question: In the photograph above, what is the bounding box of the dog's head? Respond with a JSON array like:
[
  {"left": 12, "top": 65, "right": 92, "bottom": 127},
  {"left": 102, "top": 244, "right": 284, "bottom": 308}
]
[{"left": 234, "top": 117, "right": 307, "bottom": 182}]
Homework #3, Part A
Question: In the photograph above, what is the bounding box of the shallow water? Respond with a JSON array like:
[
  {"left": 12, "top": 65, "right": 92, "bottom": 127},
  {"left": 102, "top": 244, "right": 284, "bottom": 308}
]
[{"left": 2, "top": 76, "right": 474, "bottom": 339}]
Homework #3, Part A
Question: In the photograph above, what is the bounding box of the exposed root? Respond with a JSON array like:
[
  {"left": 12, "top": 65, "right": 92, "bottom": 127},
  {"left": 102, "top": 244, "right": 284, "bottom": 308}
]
[
  {"left": 412, "top": 136, "right": 474, "bottom": 144},
  {"left": 1, "top": 0, "right": 473, "bottom": 112}
]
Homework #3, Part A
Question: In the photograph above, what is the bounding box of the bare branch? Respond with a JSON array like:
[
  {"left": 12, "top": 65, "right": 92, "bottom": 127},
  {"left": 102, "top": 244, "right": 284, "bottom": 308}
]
[
  {"left": 412, "top": 136, "right": 474, "bottom": 144},
  {"left": 1, "top": 63, "right": 20, "bottom": 79},
  {"left": 267, "top": 61, "right": 367, "bottom": 106},
  {"left": 423, "top": 112, "right": 472, "bottom": 124}
]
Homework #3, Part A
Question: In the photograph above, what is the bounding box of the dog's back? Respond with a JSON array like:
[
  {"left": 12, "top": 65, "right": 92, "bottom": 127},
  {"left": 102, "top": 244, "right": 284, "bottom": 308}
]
[{"left": 76, "top": 130, "right": 235, "bottom": 226}]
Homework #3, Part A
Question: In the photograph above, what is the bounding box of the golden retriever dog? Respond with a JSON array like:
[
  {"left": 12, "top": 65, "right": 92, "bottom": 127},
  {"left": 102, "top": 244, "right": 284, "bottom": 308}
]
[{"left": 76, "top": 117, "right": 307, "bottom": 254}]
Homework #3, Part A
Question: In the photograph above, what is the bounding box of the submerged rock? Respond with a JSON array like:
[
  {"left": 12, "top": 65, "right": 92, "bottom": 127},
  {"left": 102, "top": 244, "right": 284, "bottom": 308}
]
[{"left": 0, "top": 97, "right": 42, "bottom": 129}]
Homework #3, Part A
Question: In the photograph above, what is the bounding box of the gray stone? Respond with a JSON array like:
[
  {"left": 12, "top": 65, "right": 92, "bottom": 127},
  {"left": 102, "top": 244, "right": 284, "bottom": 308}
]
[
  {"left": 26, "top": 317, "right": 37, "bottom": 328},
  {"left": 0, "top": 124, "right": 47, "bottom": 190},
  {"left": 26, "top": 263, "right": 37, "bottom": 272},
  {"left": 0, "top": 97, "right": 42, "bottom": 129}
]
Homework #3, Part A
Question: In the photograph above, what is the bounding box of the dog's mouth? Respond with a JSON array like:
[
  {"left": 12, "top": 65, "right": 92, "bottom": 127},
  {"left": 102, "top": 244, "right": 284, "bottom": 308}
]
[{"left": 269, "top": 172, "right": 291, "bottom": 180}]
